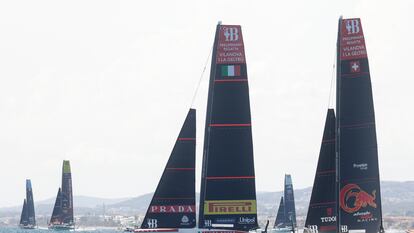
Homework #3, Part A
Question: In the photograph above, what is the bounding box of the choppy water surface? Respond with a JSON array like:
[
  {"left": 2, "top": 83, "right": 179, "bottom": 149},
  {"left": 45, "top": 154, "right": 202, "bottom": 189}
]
[
  {"left": 0, "top": 228, "right": 407, "bottom": 233},
  {"left": 0, "top": 227, "right": 119, "bottom": 233}
]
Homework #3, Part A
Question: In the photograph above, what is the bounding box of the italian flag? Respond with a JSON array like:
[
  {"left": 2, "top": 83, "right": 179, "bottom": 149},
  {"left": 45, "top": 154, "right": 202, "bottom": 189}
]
[{"left": 221, "top": 65, "right": 241, "bottom": 77}]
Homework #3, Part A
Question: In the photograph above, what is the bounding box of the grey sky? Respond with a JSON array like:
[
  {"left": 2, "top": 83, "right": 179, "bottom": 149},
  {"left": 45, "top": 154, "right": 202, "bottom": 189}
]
[{"left": 0, "top": 0, "right": 413, "bottom": 207}]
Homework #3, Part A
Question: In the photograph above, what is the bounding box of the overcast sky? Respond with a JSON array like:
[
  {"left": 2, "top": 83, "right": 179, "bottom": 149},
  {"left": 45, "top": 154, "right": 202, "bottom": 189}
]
[{"left": 0, "top": 0, "right": 413, "bottom": 208}]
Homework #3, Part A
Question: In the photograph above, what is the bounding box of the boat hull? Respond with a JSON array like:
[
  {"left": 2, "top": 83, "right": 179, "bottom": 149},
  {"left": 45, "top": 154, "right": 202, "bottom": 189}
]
[
  {"left": 19, "top": 224, "right": 36, "bottom": 229},
  {"left": 48, "top": 224, "right": 75, "bottom": 231},
  {"left": 271, "top": 228, "right": 294, "bottom": 233},
  {"left": 134, "top": 228, "right": 253, "bottom": 233}
]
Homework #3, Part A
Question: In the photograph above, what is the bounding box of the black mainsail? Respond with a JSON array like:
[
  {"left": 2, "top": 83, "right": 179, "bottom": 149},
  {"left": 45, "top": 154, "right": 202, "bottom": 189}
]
[
  {"left": 198, "top": 24, "right": 258, "bottom": 231},
  {"left": 336, "top": 18, "right": 383, "bottom": 233},
  {"left": 141, "top": 109, "right": 196, "bottom": 229},
  {"left": 49, "top": 160, "right": 74, "bottom": 229},
  {"left": 305, "top": 109, "right": 336, "bottom": 233},
  {"left": 19, "top": 179, "right": 36, "bottom": 228},
  {"left": 274, "top": 197, "right": 285, "bottom": 228},
  {"left": 283, "top": 174, "right": 297, "bottom": 230}
]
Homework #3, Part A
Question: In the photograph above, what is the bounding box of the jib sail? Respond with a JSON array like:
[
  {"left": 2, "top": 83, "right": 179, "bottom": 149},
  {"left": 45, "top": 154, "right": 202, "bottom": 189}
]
[
  {"left": 274, "top": 197, "right": 286, "bottom": 228},
  {"left": 50, "top": 188, "right": 63, "bottom": 224},
  {"left": 19, "top": 199, "right": 28, "bottom": 225},
  {"left": 141, "top": 109, "right": 196, "bottom": 229},
  {"left": 198, "top": 23, "right": 258, "bottom": 231},
  {"left": 305, "top": 109, "right": 337, "bottom": 233}
]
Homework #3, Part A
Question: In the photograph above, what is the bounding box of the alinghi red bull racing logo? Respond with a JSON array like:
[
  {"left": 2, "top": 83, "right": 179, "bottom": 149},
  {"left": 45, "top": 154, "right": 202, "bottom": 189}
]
[{"left": 340, "top": 184, "right": 377, "bottom": 213}]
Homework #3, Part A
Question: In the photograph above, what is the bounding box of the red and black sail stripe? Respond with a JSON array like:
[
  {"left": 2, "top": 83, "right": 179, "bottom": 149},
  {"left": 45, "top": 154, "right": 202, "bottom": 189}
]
[
  {"left": 199, "top": 24, "right": 258, "bottom": 231},
  {"left": 336, "top": 18, "right": 383, "bottom": 233},
  {"left": 305, "top": 109, "right": 337, "bottom": 233},
  {"left": 141, "top": 109, "right": 196, "bottom": 229}
]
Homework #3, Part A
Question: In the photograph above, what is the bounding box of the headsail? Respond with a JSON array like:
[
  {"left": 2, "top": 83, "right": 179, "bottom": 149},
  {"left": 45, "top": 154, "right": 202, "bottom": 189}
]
[
  {"left": 283, "top": 174, "right": 297, "bottom": 230},
  {"left": 198, "top": 24, "right": 258, "bottom": 231},
  {"left": 336, "top": 18, "right": 383, "bottom": 233},
  {"left": 274, "top": 197, "right": 286, "bottom": 228},
  {"left": 19, "top": 199, "right": 28, "bottom": 226},
  {"left": 305, "top": 109, "right": 336, "bottom": 233},
  {"left": 50, "top": 188, "right": 63, "bottom": 224},
  {"left": 141, "top": 109, "right": 196, "bottom": 229}
]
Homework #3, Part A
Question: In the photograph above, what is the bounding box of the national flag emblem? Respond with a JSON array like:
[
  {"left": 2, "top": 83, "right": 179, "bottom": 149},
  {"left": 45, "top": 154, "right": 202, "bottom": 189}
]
[
  {"left": 350, "top": 61, "right": 361, "bottom": 73},
  {"left": 221, "top": 65, "right": 241, "bottom": 77}
]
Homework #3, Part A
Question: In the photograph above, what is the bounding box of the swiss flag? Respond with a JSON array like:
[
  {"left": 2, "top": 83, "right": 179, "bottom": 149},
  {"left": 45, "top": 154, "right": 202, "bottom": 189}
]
[{"left": 350, "top": 61, "right": 361, "bottom": 73}]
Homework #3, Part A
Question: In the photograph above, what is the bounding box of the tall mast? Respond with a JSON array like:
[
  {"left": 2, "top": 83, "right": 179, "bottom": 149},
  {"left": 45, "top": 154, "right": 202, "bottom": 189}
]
[{"left": 335, "top": 16, "right": 342, "bottom": 233}]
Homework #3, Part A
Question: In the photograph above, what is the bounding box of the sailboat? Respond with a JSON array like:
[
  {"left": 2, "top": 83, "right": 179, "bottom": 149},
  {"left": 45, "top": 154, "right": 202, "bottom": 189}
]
[
  {"left": 49, "top": 160, "right": 75, "bottom": 230},
  {"left": 135, "top": 109, "right": 196, "bottom": 232},
  {"left": 135, "top": 23, "right": 259, "bottom": 233},
  {"left": 19, "top": 179, "right": 36, "bottom": 229},
  {"left": 272, "top": 175, "right": 297, "bottom": 233},
  {"left": 304, "top": 109, "right": 336, "bottom": 233},
  {"left": 198, "top": 22, "right": 258, "bottom": 232},
  {"left": 305, "top": 17, "right": 384, "bottom": 233}
]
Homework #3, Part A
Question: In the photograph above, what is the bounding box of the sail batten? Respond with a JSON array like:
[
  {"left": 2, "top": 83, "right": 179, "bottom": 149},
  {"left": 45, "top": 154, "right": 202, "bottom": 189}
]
[
  {"left": 199, "top": 24, "right": 258, "bottom": 231},
  {"left": 141, "top": 109, "right": 196, "bottom": 229}
]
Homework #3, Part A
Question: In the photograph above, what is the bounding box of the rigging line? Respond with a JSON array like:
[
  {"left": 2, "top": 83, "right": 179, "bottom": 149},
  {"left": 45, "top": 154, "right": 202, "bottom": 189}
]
[
  {"left": 190, "top": 45, "right": 213, "bottom": 108},
  {"left": 327, "top": 45, "right": 337, "bottom": 109}
]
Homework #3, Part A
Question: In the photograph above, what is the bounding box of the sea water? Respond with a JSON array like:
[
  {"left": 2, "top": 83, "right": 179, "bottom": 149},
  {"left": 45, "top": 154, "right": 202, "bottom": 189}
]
[
  {"left": 0, "top": 228, "right": 407, "bottom": 233},
  {"left": 0, "top": 227, "right": 120, "bottom": 233}
]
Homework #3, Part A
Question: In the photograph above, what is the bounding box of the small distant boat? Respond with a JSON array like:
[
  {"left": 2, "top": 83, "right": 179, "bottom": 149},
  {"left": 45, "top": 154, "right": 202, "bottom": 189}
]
[
  {"left": 49, "top": 160, "right": 75, "bottom": 230},
  {"left": 271, "top": 175, "right": 297, "bottom": 233},
  {"left": 19, "top": 179, "right": 36, "bottom": 229}
]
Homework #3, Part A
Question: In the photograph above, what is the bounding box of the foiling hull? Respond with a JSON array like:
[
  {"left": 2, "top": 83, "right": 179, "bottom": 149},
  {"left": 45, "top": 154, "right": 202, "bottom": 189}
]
[
  {"left": 48, "top": 223, "right": 75, "bottom": 231},
  {"left": 270, "top": 228, "right": 294, "bottom": 233},
  {"left": 19, "top": 224, "right": 36, "bottom": 229},
  {"left": 134, "top": 228, "right": 253, "bottom": 233}
]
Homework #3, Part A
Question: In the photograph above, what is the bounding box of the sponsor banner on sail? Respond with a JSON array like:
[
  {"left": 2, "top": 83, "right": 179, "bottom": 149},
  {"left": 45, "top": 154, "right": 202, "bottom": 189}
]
[
  {"left": 204, "top": 200, "right": 256, "bottom": 215},
  {"left": 216, "top": 25, "right": 245, "bottom": 64},
  {"left": 340, "top": 18, "right": 367, "bottom": 60},
  {"left": 149, "top": 205, "right": 195, "bottom": 213},
  {"left": 340, "top": 183, "right": 380, "bottom": 223}
]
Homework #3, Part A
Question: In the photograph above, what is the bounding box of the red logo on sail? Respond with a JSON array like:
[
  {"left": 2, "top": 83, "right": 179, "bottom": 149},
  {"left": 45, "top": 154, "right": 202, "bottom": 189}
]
[
  {"left": 340, "top": 184, "right": 377, "bottom": 213},
  {"left": 216, "top": 25, "right": 245, "bottom": 64},
  {"left": 340, "top": 18, "right": 367, "bottom": 60},
  {"left": 149, "top": 205, "right": 195, "bottom": 213}
]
